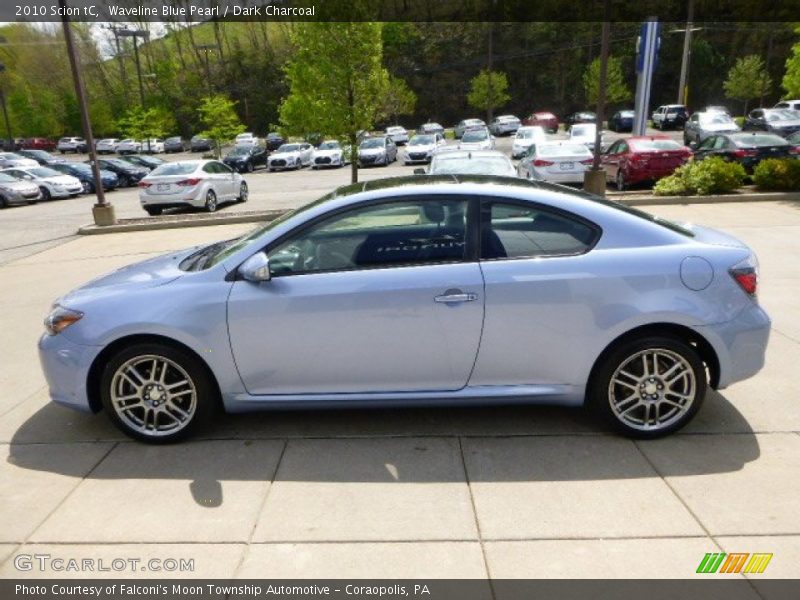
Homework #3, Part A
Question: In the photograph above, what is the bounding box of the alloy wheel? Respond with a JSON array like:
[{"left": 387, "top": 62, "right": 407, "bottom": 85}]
[
  {"left": 109, "top": 355, "right": 197, "bottom": 438},
  {"left": 616, "top": 171, "right": 626, "bottom": 191},
  {"left": 205, "top": 190, "right": 218, "bottom": 212},
  {"left": 238, "top": 182, "right": 248, "bottom": 203},
  {"left": 607, "top": 348, "right": 697, "bottom": 432}
]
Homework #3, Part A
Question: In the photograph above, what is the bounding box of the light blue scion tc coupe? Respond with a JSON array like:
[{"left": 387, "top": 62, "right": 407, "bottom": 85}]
[{"left": 39, "top": 176, "right": 770, "bottom": 443}]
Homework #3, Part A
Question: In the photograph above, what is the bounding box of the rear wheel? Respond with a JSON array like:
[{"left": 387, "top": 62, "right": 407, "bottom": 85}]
[
  {"left": 246, "top": 162, "right": 254, "bottom": 173},
  {"left": 82, "top": 181, "right": 93, "bottom": 194},
  {"left": 145, "top": 206, "right": 163, "bottom": 216},
  {"left": 118, "top": 175, "right": 130, "bottom": 188},
  {"left": 589, "top": 336, "right": 706, "bottom": 438},
  {"left": 204, "top": 189, "right": 218, "bottom": 213},
  {"left": 0, "top": 194, "right": 7, "bottom": 208},
  {"left": 39, "top": 186, "right": 51, "bottom": 201},
  {"left": 100, "top": 343, "right": 216, "bottom": 443}
]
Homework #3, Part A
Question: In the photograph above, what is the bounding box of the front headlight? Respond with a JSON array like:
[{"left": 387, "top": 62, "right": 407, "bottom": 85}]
[{"left": 44, "top": 305, "right": 83, "bottom": 335}]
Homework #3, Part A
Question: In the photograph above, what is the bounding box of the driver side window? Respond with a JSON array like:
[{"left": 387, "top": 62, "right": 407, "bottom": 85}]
[{"left": 267, "top": 198, "right": 468, "bottom": 276}]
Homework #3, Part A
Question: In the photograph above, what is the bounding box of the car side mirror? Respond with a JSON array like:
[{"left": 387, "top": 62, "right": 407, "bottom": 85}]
[
  {"left": 413, "top": 168, "right": 426, "bottom": 175},
  {"left": 239, "top": 252, "right": 271, "bottom": 283}
]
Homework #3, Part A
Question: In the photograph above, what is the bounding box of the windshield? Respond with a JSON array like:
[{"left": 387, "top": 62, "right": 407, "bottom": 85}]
[
  {"left": 386, "top": 127, "right": 404, "bottom": 133},
  {"left": 516, "top": 129, "right": 536, "bottom": 139},
  {"left": 228, "top": 147, "right": 251, "bottom": 156},
  {"left": 462, "top": 129, "right": 488, "bottom": 142},
  {"left": 318, "top": 141, "right": 340, "bottom": 150},
  {"left": 699, "top": 113, "right": 735, "bottom": 125},
  {"left": 766, "top": 110, "right": 799, "bottom": 122},
  {"left": 732, "top": 134, "right": 789, "bottom": 148},
  {"left": 149, "top": 163, "right": 198, "bottom": 176},
  {"left": 432, "top": 156, "right": 514, "bottom": 176},
  {"left": 630, "top": 139, "right": 683, "bottom": 151},
  {"left": 0, "top": 173, "right": 20, "bottom": 182},
  {"left": 360, "top": 138, "right": 385, "bottom": 149},
  {"left": 570, "top": 125, "right": 595, "bottom": 138},
  {"left": 409, "top": 135, "right": 434, "bottom": 146},
  {"left": 25, "top": 150, "right": 48, "bottom": 158},
  {"left": 0, "top": 153, "right": 23, "bottom": 160},
  {"left": 538, "top": 144, "right": 591, "bottom": 157},
  {"left": 30, "top": 167, "right": 61, "bottom": 177},
  {"left": 66, "top": 164, "right": 90, "bottom": 173},
  {"left": 618, "top": 111, "right": 634, "bottom": 118},
  {"left": 277, "top": 144, "right": 300, "bottom": 152}
]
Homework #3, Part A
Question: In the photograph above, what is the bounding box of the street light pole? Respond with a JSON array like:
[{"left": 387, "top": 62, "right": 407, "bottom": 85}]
[
  {"left": 677, "top": 0, "right": 695, "bottom": 105},
  {"left": 195, "top": 44, "right": 217, "bottom": 96},
  {"left": 59, "top": 0, "right": 114, "bottom": 225},
  {"left": 118, "top": 29, "right": 148, "bottom": 107}
]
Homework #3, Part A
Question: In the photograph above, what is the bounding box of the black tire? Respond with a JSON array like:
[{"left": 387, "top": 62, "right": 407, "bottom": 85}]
[
  {"left": 0, "top": 194, "right": 8, "bottom": 208},
  {"left": 118, "top": 175, "right": 130, "bottom": 188},
  {"left": 237, "top": 181, "right": 248, "bottom": 203},
  {"left": 100, "top": 342, "right": 216, "bottom": 443},
  {"left": 616, "top": 170, "right": 626, "bottom": 191},
  {"left": 246, "top": 162, "right": 254, "bottom": 173},
  {"left": 589, "top": 335, "right": 707, "bottom": 439},
  {"left": 39, "top": 186, "right": 51, "bottom": 201},
  {"left": 145, "top": 206, "right": 163, "bottom": 216},
  {"left": 83, "top": 181, "right": 94, "bottom": 194},
  {"left": 204, "top": 189, "right": 218, "bottom": 213}
]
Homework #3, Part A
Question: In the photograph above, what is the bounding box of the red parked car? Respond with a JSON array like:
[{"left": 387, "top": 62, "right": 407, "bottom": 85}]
[
  {"left": 601, "top": 135, "right": 693, "bottom": 190},
  {"left": 522, "top": 111, "right": 559, "bottom": 133},
  {"left": 23, "top": 137, "right": 56, "bottom": 151}
]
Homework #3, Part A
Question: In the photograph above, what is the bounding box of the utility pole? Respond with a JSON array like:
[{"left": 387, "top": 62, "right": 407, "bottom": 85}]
[
  {"left": 677, "top": 0, "right": 695, "bottom": 105},
  {"left": 118, "top": 29, "right": 148, "bottom": 107},
  {"left": 487, "top": 23, "right": 494, "bottom": 122},
  {"left": 103, "top": 25, "right": 129, "bottom": 104},
  {"left": 584, "top": 0, "right": 611, "bottom": 196},
  {"left": 195, "top": 44, "right": 217, "bottom": 97},
  {"left": 0, "top": 64, "right": 13, "bottom": 147},
  {"left": 59, "top": 0, "right": 114, "bottom": 225}
]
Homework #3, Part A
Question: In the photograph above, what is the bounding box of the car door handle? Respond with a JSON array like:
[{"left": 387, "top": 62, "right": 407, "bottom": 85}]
[{"left": 434, "top": 292, "right": 478, "bottom": 303}]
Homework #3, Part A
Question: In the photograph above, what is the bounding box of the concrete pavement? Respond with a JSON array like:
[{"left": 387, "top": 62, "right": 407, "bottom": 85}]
[{"left": 0, "top": 201, "right": 798, "bottom": 580}]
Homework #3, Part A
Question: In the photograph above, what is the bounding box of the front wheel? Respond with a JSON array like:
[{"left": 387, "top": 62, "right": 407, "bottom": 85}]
[
  {"left": 237, "top": 181, "right": 248, "bottom": 203},
  {"left": 616, "top": 170, "right": 626, "bottom": 191},
  {"left": 100, "top": 343, "right": 216, "bottom": 443},
  {"left": 204, "top": 189, "right": 218, "bottom": 213},
  {"left": 39, "top": 186, "right": 51, "bottom": 201},
  {"left": 589, "top": 336, "right": 706, "bottom": 438}
]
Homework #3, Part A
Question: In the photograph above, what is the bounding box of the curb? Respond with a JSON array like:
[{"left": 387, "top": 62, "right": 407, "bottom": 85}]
[
  {"left": 77, "top": 210, "right": 286, "bottom": 235},
  {"left": 76, "top": 191, "right": 800, "bottom": 235}
]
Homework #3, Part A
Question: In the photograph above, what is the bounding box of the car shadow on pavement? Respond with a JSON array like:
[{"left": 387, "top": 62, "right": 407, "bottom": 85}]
[{"left": 7, "top": 390, "right": 759, "bottom": 507}]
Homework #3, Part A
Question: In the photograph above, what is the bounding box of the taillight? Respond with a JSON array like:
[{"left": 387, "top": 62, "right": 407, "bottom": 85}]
[
  {"left": 729, "top": 256, "right": 759, "bottom": 297},
  {"left": 733, "top": 149, "right": 758, "bottom": 158},
  {"left": 533, "top": 159, "right": 554, "bottom": 167},
  {"left": 176, "top": 178, "right": 202, "bottom": 186},
  {"left": 580, "top": 159, "right": 594, "bottom": 165},
  {"left": 789, "top": 146, "right": 800, "bottom": 155},
  {"left": 137, "top": 181, "right": 151, "bottom": 188}
]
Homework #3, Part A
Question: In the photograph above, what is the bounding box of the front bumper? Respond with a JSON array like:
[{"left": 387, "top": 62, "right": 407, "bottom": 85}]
[
  {"left": 404, "top": 152, "right": 432, "bottom": 164},
  {"left": 38, "top": 332, "right": 101, "bottom": 413}
]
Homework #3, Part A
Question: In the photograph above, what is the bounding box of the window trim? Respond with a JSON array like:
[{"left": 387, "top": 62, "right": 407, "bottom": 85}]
[
  {"left": 252, "top": 194, "right": 479, "bottom": 279},
  {"left": 477, "top": 197, "right": 602, "bottom": 262}
]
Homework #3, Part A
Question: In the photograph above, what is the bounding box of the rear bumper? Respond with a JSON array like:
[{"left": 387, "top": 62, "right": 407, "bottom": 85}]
[
  {"left": 697, "top": 303, "right": 771, "bottom": 389},
  {"left": 38, "top": 333, "right": 100, "bottom": 413}
]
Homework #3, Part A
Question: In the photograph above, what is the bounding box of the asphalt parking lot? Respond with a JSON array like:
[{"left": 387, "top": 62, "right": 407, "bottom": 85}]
[
  {"left": 0, "top": 127, "right": 682, "bottom": 265},
  {"left": 0, "top": 195, "right": 798, "bottom": 580}
]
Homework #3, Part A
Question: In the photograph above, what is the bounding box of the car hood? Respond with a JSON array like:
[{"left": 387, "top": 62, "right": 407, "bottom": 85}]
[
  {"left": 459, "top": 141, "right": 491, "bottom": 149},
  {"left": 271, "top": 151, "right": 300, "bottom": 158},
  {"left": 9, "top": 159, "right": 39, "bottom": 167},
  {"left": 45, "top": 175, "right": 81, "bottom": 185},
  {"left": 703, "top": 123, "right": 740, "bottom": 132},
  {"left": 314, "top": 149, "right": 342, "bottom": 157},
  {"left": 224, "top": 155, "right": 249, "bottom": 162},
  {"left": 359, "top": 147, "right": 385, "bottom": 154},
  {"left": 772, "top": 120, "right": 800, "bottom": 128},
  {"left": 408, "top": 144, "right": 435, "bottom": 152},
  {"left": 0, "top": 180, "right": 39, "bottom": 192},
  {"left": 57, "top": 247, "right": 197, "bottom": 307}
]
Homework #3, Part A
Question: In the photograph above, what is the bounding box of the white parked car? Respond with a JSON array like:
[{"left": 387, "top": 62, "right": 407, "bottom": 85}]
[
  {"left": 117, "top": 139, "right": 142, "bottom": 155},
  {"left": 235, "top": 132, "right": 258, "bottom": 146},
  {"left": 488, "top": 115, "right": 521, "bottom": 136},
  {"left": 512, "top": 126, "right": 547, "bottom": 158},
  {"left": 142, "top": 139, "right": 165, "bottom": 154},
  {"left": 385, "top": 126, "right": 409, "bottom": 145},
  {"left": 568, "top": 123, "right": 602, "bottom": 150},
  {"left": 267, "top": 143, "right": 314, "bottom": 171},
  {"left": 454, "top": 118, "right": 486, "bottom": 139},
  {"left": 0, "top": 166, "right": 83, "bottom": 200},
  {"left": 424, "top": 150, "right": 516, "bottom": 177},
  {"left": 0, "top": 152, "right": 39, "bottom": 169},
  {"left": 403, "top": 133, "right": 447, "bottom": 164},
  {"left": 312, "top": 140, "right": 350, "bottom": 169},
  {"left": 457, "top": 127, "right": 495, "bottom": 151},
  {"left": 96, "top": 138, "right": 120, "bottom": 154},
  {"left": 56, "top": 137, "right": 87, "bottom": 153},
  {"left": 138, "top": 160, "right": 247, "bottom": 215},
  {"left": 516, "top": 141, "right": 594, "bottom": 183}
]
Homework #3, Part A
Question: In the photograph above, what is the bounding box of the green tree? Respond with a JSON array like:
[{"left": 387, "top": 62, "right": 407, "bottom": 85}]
[
  {"left": 117, "top": 106, "right": 176, "bottom": 151},
  {"left": 466, "top": 69, "right": 511, "bottom": 121},
  {"left": 782, "top": 29, "right": 800, "bottom": 99},
  {"left": 379, "top": 76, "right": 417, "bottom": 125},
  {"left": 583, "top": 55, "right": 631, "bottom": 106},
  {"left": 196, "top": 95, "right": 246, "bottom": 158},
  {"left": 724, "top": 55, "right": 772, "bottom": 115},
  {"left": 279, "top": 22, "right": 389, "bottom": 183}
]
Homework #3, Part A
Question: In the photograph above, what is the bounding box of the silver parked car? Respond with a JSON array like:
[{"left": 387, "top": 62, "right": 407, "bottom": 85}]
[
  {"left": 1, "top": 166, "right": 83, "bottom": 200},
  {"left": 403, "top": 133, "right": 447, "bottom": 164},
  {"left": 385, "top": 126, "right": 410, "bottom": 145},
  {"left": 454, "top": 118, "right": 486, "bottom": 139},
  {"left": 488, "top": 115, "right": 521, "bottom": 136},
  {"left": 312, "top": 140, "right": 350, "bottom": 169},
  {"left": 96, "top": 138, "right": 120, "bottom": 154},
  {"left": 267, "top": 143, "right": 314, "bottom": 171},
  {"left": 0, "top": 171, "right": 41, "bottom": 207},
  {"left": 458, "top": 127, "right": 495, "bottom": 151},
  {"left": 684, "top": 111, "right": 740, "bottom": 145},
  {"left": 422, "top": 150, "right": 516, "bottom": 177},
  {"left": 512, "top": 126, "right": 547, "bottom": 159},
  {"left": 517, "top": 141, "right": 594, "bottom": 183},
  {"left": 0, "top": 152, "right": 39, "bottom": 169},
  {"left": 39, "top": 176, "right": 769, "bottom": 442},
  {"left": 137, "top": 160, "right": 247, "bottom": 215},
  {"left": 358, "top": 136, "right": 397, "bottom": 167}
]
